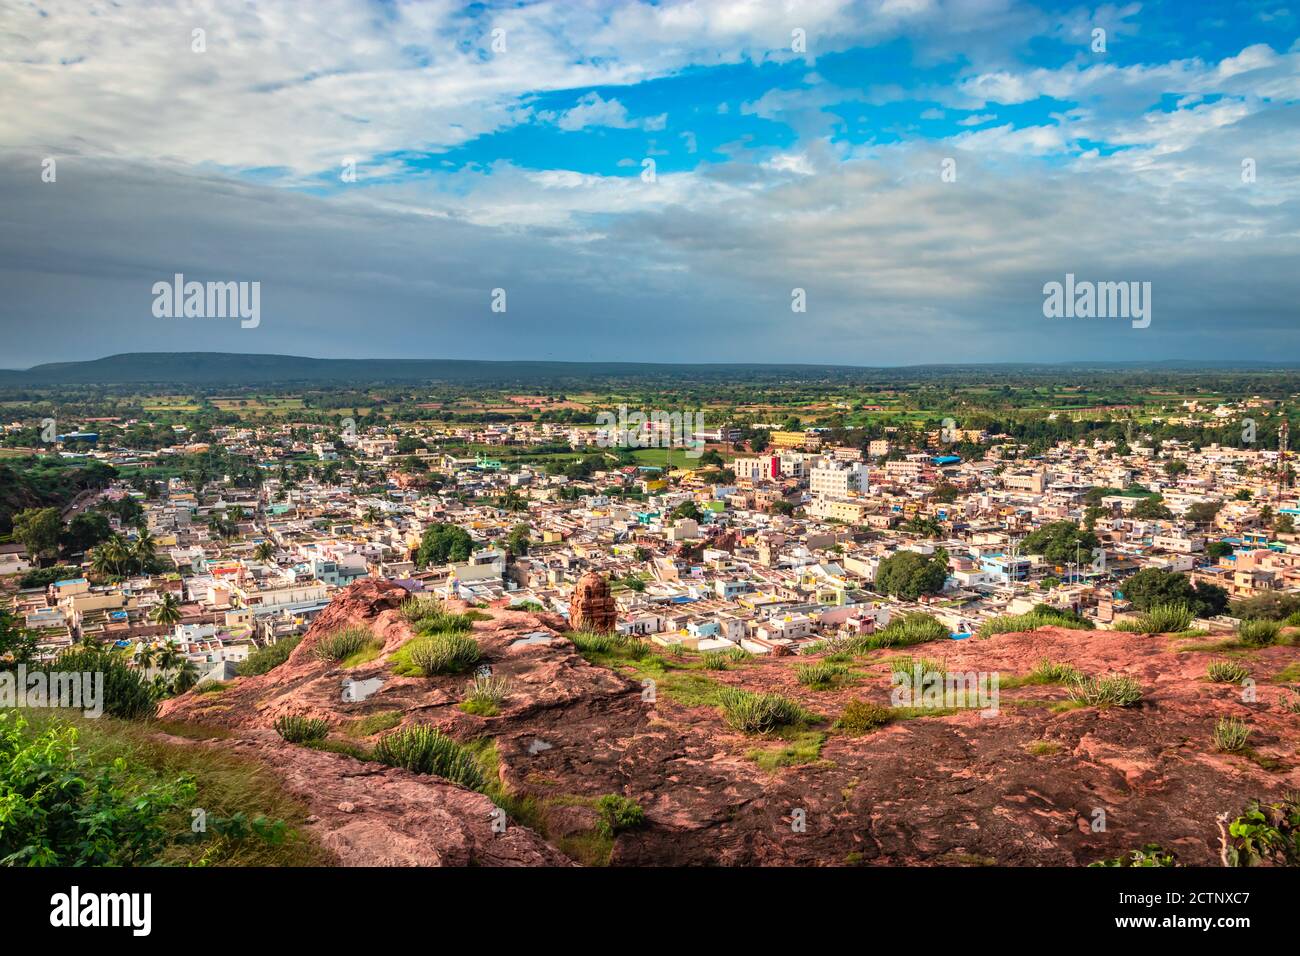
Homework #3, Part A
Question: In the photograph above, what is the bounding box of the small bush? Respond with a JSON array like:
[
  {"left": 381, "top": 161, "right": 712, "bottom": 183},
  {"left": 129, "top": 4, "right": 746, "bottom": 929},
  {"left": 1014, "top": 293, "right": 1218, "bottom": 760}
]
[
  {"left": 405, "top": 632, "right": 482, "bottom": 676},
  {"left": 48, "top": 648, "right": 158, "bottom": 720},
  {"left": 876, "top": 613, "right": 948, "bottom": 646},
  {"left": 1224, "top": 797, "right": 1300, "bottom": 866},
  {"left": 1089, "top": 844, "right": 1178, "bottom": 868},
  {"left": 1282, "top": 690, "right": 1300, "bottom": 715},
  {"left": 888, "top": 656, "right": 945, "bottom": 680},
  {"left": 567, "top": 630, "right": 621, "bottom": 655},
  {"left": 796, "top": 661, "right": 850, "bottom": 689},
  {"left": 274, "top": 715, "right": 329, "bottom": 744},
  {"left": 716, "top": 688, "right": 813, "bottom": 734},
  {"left": 401, "top": 596, "right": 474, "bottom": 633},
  {"left": 372, "top": 725, "right": 486, "bottom": 791},
  {"left": 238, "top": 635, "right": 303, "bottom": 676},
  {"left": 1238, "top": 619, "right": 1282, "bottom": 647},
  {"left": 724, "top": 645, "right": 752, "bottom": 663},
  {"left": 980, "top": 610, "right": 1094, "bottom": 639},
  {"left": 835, "top": 700, "right": 893, "bottom": 735},
  {"left": 1068, "top": 673, "right": 1142, "bottom": 708},
  {"left": 1213, "top": 716, "right": 1251, "bottom": 752},
  {"left": 594, "top": 794, "right": 646, "bottom": 838},
  {"left": 313, "top": 626, "right": 379, "bottom": 664},
  {"left": 700, "top": 651, "right": 729, "bottom": 670},
  {"left": 1028, "top": 658, "right": 1084, "bottom": 684},
  {"left": 460, "top": 673, "right": 510, "bottom": 716},
  {"left": 1207, "top": 660, "right": 1250, "bottom": 684},
  {"left": 1114, "top": 604, "right": 1194, "bottom": 634}
]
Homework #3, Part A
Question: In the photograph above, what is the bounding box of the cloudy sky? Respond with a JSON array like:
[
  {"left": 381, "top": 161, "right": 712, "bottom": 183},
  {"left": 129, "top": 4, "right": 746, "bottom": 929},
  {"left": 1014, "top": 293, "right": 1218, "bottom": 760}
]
[{"left": 2, "top": 0, "right": 1298, "bottom": 368}]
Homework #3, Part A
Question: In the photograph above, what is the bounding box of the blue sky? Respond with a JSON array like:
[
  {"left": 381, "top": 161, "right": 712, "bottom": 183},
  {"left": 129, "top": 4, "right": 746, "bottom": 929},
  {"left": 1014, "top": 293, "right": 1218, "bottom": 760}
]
[{"left": 2, "top": 0, "right": 1299, "bottom": 366}]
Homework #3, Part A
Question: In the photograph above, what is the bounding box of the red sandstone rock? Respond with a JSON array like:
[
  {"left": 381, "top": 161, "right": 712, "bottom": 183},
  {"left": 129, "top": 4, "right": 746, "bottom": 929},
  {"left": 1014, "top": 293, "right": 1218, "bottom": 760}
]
[
  {"left": 567, "top": 571, "right": 617, "bottom": 633},
  {"left": 157, "top": 581, "right": 1300, "bottom": 867}
]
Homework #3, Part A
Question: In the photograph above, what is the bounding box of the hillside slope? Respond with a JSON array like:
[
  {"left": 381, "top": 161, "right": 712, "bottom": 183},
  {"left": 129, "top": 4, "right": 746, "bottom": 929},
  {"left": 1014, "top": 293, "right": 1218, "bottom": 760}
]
[{"left": 159, "top": 580, "right": 1300, "bottom": 866}]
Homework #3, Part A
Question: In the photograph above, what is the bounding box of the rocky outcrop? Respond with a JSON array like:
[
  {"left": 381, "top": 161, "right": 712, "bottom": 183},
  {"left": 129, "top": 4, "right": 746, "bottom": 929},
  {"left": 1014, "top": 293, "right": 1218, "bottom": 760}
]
[
  {"left": 567, "top": 571, "right": 617, "bottom": 633},
  {"left": 159, "top": 581, "right": 1300, "bottom": 867}
]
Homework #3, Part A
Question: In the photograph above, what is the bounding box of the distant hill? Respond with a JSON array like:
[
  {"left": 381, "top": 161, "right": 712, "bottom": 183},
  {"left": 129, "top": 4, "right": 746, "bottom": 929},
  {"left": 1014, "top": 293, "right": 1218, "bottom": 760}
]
[{"left": 0, "top": 352, "right": 1297, "bottom": 387}]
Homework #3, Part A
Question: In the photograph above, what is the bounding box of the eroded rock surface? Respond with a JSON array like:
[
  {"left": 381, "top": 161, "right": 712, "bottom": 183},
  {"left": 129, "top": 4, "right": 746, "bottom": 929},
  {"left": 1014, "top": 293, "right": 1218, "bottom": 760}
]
[{"left": 160, "top": 581, "right": 1300, "bottom": 866}]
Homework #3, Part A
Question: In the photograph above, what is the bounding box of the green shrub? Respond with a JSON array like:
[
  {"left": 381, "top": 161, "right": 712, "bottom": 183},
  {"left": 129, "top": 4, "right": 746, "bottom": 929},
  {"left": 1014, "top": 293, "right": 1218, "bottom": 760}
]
[
  {"left": 1068, "top": 673, "right": 1142, "bottom": 708},
  {"left": 273, "top": 715, "right": 329, "bottom": 744},
  {"left": 979, "top": 609, "right": 1094, "bottom": 639},
  {"left": 1238, "top": 619, "right": 1282, "bottom": 647},
  {"left": 724, "top": 645, "right": 752, "bottom": 663},
  {"left": 1282, "top": 690, "right": 1300, "bottom": 715},
  {"left": 313, "top": 625, "right": 380, "bottom": 664},
  {"left": 716, "top": 688, "right": 813, "bottom": 734},
  {"left": 1029, "top": 604, "right": 1095, "bottom": 629},
  {"left": 405, "top": 632, "right": 481, "bottom": 676},
  {"left": 372, "top": 725, "right": 486, "bottom": 791},
  {"left": 1224, "top": 797, "right": 1300, "bottom": 866},
  {"left": 1213, "top": 716, "right": 1251, "bottom": 752},
  {"left": 700, "top": 651, "right": 729, "bottom": 670},
  {"left": 1028, "top": 658, "right": 1084, "bottom": 684},
  {"left": 238, "top": 635, "right": 303, "bottom": 676},
  {"left": 796, "top": 661, "right": 849, "bottom": 689},
  {"left": 1089, "top": 844, "right": 1178, "bottom": 868},
  {"left": 1114, "top": 603, "right": 1194, "bottom": 634},
  {"left": 594, "top": 794, "right": 646, "bottom": 838},
  {"left": 567, "top": 630, "right": 621, "bottom": 654},
  {"left": 888, "top": 656, "right": 946, "bottom": 680},
  {"left": 460, "top": 673, "right": 510, "bottom": 716},
  {"left": 400, "top": 596, "right": 473, "bottom": 633},
  {"left": 876, "top": 613, "right": 948, "bottom": 646},
  {"left": 48, "top": 648, "right": 158, "bottom": 720},
  {"left": 0, "top": 712, "right": 193, "bottom": 865},
  {"left": 835, "top": 700, "right": 893, "bottom": 735},
  {"left": 1206, "top": 660, "right": 1250, "bottom": 684}
]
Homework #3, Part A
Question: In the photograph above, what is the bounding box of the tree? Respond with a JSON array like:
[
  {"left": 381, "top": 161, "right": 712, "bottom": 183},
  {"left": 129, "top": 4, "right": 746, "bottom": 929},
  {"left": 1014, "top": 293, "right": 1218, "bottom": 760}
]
[
  {"left": 1020, "top": 521, "right": 1100, "bottom": 565},
  {"left": 903, "top": 515, "right": 941, "bottom": 537},
  {"left": 416, "top": 523, "right": 475, "bottom": 568},
  {"left": 1164, "top": 460, "right": 1188, "bottom": 478},
  {"left": 151, "top": 592, "right": 182, "bottom": 628},
  {"left": 1206, "top": 541, "right": 1234, "bottom": 560},
  {"left": 874, "top": 549, "right": 949, "bottom": 600},
  {"left": 505, "top": 524, "right": 530, "bottom": 557},
  {"left": 61, "top": 511, "right": 111, "bottom": 556},
  {"left": 1185, "top": 500, "right": 1223, "bottom": 525},
  {"left": 671, "top": 501, "right": 702, "bottom": 523},
  {"left": 131, "top": 531, "right": 157, "bottom": 571},
  {"left": 1121, "top": 568, "right": 1227, "bottom": 617},
  {"left": 1132, "top": 495, "right": 1174, "bottom": 520},
  {"left": 1275, "top": 514, "right": 1295, "bottom": 535},
  {"left": 0, "top": 609, "right": 38, "bottom": 668},
  {"left": 254, "top": 541, "right": 276, "bottom": 562},
  {"left": 12, "top": 508, "right": 63, "bottom": 566}
]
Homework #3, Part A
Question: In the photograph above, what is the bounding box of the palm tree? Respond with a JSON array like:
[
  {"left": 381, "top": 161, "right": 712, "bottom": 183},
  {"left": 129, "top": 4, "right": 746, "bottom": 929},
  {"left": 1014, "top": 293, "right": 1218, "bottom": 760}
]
[
  {"left": 254, "top": 541, "right": 276, "bottom": 562},
  {"left": 135, "top": 643, "right": 157, "bottom": 671},
  {"left": 151, "top": 592, "right": 182, "bottom": 628},
  {"left": 94, "top": 534, "right": 130, "bottom": 579},
  {"left": 90, "top": 544, "right": 115, "bottom": 580},
  {"left": 170, "top": 659, "right": 200, "bottom": 694},
  {"left": 156, "top": 644, "right": 181, "bottom": 675},
  {"left": 131, "top": 530, "right": 157, "bottom": 571},
  {"left": 362, "top": 506, "right": 381, "bottom": 525}
]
